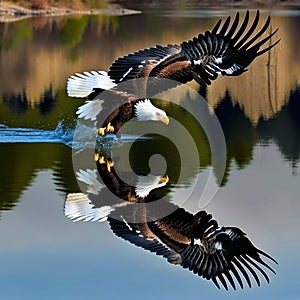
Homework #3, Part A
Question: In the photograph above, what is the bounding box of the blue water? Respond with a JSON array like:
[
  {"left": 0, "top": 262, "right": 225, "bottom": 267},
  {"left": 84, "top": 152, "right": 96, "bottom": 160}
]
[
  {"left": 0, "top": 121, "right": 75, "bottom": 147},
  {"left": 0, "top": 121, "right": 151, "bottom": 149}
]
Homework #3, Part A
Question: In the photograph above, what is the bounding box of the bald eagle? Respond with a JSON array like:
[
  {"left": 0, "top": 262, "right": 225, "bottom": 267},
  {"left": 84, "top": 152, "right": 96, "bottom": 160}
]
[
  {"left": 67, "top": 10, "right": 279, "bottom": 135},
  {"left": 67, "top": 71, "right": 169, "bottom": 136}
]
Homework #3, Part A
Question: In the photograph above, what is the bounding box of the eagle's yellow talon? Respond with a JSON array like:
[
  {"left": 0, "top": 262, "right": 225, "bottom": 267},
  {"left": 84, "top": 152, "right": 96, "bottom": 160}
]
[
  {"left": 94, "top": 152, "right": 99, "bottom": 162},
  {"left": 106, "top": 161, "right": 114, "bottom": 172},
  {"left": 98, "top": 127, "right": 105, "bottom": 136},
  {"left": 106, "top": 123, "right": 114, "bottom": 133},
  {"left": 98, "top": 156, "right": 105, "bottom": 164}
]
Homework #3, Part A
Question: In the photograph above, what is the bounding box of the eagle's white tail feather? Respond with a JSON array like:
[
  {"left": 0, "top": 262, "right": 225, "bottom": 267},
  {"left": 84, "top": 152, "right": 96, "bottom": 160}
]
[
  {"left": 67, "top": 70, "right": 116, "bottom": 98},
  {"left": 76, "top": 99, "right": 104, "bottom": 121},
  {"left": 64, "top": 193, "right": 114, "bottom": 222}
]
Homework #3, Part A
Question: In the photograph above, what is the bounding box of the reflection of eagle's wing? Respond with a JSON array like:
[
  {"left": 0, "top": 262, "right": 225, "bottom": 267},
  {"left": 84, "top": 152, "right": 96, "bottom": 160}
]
[
  {"left": 153, "top": 209, "right": 277, "bottom": 290},
  {"left": 108, "top": 10, "right": 279, "bottom": 88},
  {"left": 180, "top": 226, "right": 277, "bottom": 290},
  {"left": 109, "top": 205, "right": 277, "bottom": 290},
  {"left": 108, "top": 216, "right": 182, "bottom": 264}
]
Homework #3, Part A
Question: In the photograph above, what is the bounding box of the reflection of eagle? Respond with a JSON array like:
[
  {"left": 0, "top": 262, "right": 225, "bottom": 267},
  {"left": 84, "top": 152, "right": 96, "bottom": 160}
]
[
  {"left": 64, "top": 165, "right": 169, "bottom": 222},
  {"left": 109, "top": 208, "right": 277, "bottom": 290},
  {"left": 65, "top": 133, "right": 170, "bottom": 221},
  {"left": 67, "top": 10, "right": 279, "bottom": 135},
  {"left": 64, "top": 160, "right": 277, "bottom": 290}
]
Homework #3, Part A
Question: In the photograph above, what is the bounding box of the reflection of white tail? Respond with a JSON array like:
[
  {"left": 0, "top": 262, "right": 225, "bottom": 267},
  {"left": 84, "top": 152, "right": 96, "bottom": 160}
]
[
  {"left": 67, "top": 71, "right": 116, "bottom": 121},
  {"left": 64, "top": 193, "right": 114, "bottom": 222},
  {"left": 67, "top": 71, "right": 116, "bottom": 98},
  {"left": 76, "top": 169, "right": 103, "bottom": 195},
  {"left": 64, "top": 169, "right": 112, "bottom": 222}
]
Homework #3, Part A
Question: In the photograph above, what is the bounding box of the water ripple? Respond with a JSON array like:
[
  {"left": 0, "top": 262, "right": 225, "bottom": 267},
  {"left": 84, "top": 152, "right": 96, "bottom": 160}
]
[{"left": 0, "top": 121, "right": 74, "bottom": 146}]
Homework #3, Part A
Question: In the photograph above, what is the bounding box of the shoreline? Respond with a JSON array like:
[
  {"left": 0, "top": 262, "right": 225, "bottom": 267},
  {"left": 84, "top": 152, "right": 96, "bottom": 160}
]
[
  {"left": 1, "top": 1, "right": 300, "bottom": 23},
  {"left": 0, "top": 3, "right": 141, "bottom": 23}
]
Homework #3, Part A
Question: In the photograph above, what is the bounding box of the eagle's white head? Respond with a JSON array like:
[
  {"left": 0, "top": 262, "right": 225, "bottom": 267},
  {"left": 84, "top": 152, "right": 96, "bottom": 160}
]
[{"left": 134, "top": 99, "right": 169, "bottom": 125}]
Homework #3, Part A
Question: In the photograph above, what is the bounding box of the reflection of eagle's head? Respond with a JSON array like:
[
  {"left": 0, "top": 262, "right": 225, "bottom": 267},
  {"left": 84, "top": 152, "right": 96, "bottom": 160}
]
[
  {"left": 135, "top": 174, "right": 169, "bottom": 198},
  {"left": 64, "top": 168, "right": 169, "bottom": 222},
  {"left": 134, "top": 99, "right": 169, "bottom": 125}
]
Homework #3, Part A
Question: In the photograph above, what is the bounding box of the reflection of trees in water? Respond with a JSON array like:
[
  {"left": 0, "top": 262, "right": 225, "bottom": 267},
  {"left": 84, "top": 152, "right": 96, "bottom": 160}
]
[
  {"left": 257, "top": 87, "right": 300, "bottom": 172},
  {"left": 215, "top": 92, "right": 256, "bottom": 166},
  {"left": 0, "top": 143, "right": 78, "bottom": 216},
  {"left": 52, "top": 147, "right": 80, "bottom": 193},
  {"left": 1, "top": 13, "right": 299, "bottom": 110},
  {"left": 60, "top": 16, "right": 89, "bottom": 50},
  {"left": 38, "top": 86, "right": 57, "bottom": 115},
  {"left": 1, "top": 86, "right": 57, "bottom": 115},
  {"left": 0, "top": 13, "right": 215, "bottom": 102},
  {"left": 0, "top": 144, "right": 35, "bottom": 214},
  {"left": 214, "top": 87, "right": 300, "bottom": 177},
  {"left": 0, "top": 14, "right": 118, "bottom": 53},
  {"left": 214, "top": 92, "right": 257, "bottom": 185},
  {"left": 0, "top": 86, "right": 299, "bottom": 214},
  {"left": 0, "top": 20, "right": 32, "bottom": 51},
  {"left": 2, "top": 90, "right": 28, "bottom": 115}
]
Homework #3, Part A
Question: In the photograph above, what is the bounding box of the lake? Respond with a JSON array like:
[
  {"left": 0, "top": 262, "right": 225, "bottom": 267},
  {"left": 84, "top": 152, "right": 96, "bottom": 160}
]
[{"left": 0, "top": 4, "right": 299, "bottom": 300}]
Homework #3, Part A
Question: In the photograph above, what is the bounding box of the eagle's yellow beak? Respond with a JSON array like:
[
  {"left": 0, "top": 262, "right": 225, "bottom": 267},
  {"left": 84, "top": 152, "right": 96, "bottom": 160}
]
[
  {"left": 160, "top": 116, "right": 169, "bottom": 125},
  {"left": 159, "top": 175, "right": 169, "bottom": 183}
]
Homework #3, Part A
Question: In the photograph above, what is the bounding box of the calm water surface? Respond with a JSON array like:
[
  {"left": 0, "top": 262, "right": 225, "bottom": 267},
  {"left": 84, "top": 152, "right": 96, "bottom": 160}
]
[{"left": 0, "top": 5, "right": 300, "bottom": 300}]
